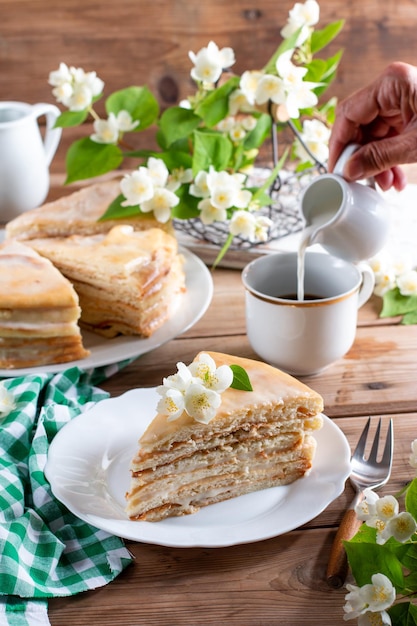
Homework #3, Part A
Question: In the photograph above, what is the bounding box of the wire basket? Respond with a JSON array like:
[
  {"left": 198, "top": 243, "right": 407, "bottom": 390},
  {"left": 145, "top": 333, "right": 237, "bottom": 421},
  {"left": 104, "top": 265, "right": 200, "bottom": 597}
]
[{"left": 173, "top": 121, "right": 327, "bottom": 250}]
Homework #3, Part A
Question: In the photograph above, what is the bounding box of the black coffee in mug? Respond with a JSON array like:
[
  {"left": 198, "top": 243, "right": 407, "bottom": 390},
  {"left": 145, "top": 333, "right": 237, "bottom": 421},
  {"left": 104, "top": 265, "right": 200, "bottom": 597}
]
[{"left": 278, "top": 293, "right": 324, "bottom": 301}]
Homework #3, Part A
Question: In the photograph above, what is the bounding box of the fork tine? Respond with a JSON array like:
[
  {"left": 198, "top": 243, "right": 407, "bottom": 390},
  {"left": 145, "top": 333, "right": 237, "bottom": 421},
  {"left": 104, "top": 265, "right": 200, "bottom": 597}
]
[
  {"left": 381, "top": 418, "right": 394, "bottom": 471},
  {"left": 368, "top": 418, "right": 382, "bottom": 463},
  {"left": 352, "top": 416, "right": 371, "bottom": 459}
]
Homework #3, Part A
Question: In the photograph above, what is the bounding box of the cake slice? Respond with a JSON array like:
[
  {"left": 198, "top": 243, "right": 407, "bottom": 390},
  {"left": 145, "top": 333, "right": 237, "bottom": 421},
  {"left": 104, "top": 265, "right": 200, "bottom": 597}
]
[
  {"left": 5, "top": 179, "right": 173, "bottom": 241},
  {"left": 126, "top": 351, "right": 323, "bottom": 521},
  {"left": 0, "top": 240, "right": 89, "bottom": 368},
  {"left": 26, "top": 225, "right": 186, "bottom": 338}
]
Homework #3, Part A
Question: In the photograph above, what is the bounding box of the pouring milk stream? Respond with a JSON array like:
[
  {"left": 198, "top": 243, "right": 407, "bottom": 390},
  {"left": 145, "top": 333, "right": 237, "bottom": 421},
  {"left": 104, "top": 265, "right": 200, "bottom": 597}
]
[{"left": 297, "top": 144, "right": 391, "bottom": 300}]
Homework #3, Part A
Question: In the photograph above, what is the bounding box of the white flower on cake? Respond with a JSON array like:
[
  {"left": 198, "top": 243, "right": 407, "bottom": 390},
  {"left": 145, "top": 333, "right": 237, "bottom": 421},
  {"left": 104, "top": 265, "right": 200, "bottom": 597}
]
[
  {"left": 0, "top": 383, "right": 16, "bottom": 417},
  {"left": 183, "top": 383, "right": 223, "bottom": 424},
  {"left": 156, "top": 352, "right": 250, "bottom": 424},
  {"left": 343, "top": 573, "right": 395, "bottom": 624},
  {"left": 187, "top": 352, "right": 234, "bottom": 392}
]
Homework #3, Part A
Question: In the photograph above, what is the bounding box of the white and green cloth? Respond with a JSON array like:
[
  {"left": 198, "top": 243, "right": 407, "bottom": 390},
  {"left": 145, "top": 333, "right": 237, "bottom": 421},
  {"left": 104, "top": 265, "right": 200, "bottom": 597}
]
[{"left": 0, "top": 364, "right": 135, "bottom": 626}]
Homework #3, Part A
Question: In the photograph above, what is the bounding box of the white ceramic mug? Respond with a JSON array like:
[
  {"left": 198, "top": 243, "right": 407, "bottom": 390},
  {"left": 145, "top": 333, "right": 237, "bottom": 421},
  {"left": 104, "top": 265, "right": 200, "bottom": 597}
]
[
  {"left": 242, "top": 251, "right": 375, "bottom": 376},
  {"left": 0, "top": 101, "right": 62, "bottom": 221},
  {"left": 300, "top": 144, "right": 390, "bottom": 263}
]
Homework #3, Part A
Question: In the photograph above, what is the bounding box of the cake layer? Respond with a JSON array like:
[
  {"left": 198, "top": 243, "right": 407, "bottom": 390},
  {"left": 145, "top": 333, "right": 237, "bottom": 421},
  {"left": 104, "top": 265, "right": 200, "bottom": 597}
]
[
  {"left": 0, "top": 332, "right": 88, "bottom": 368},
  {"left": 5, "top": 179, "right": 174, "bottom": 241},
  {"left": 127, "top": 436, "right": 316, "bottom": 521}
]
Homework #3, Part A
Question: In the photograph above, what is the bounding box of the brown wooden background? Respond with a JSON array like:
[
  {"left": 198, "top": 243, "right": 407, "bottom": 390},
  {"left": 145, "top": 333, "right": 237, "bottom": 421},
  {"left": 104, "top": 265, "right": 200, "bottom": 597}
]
[{"left": 2, "top": 0, "right": 417, "bottom": 177}]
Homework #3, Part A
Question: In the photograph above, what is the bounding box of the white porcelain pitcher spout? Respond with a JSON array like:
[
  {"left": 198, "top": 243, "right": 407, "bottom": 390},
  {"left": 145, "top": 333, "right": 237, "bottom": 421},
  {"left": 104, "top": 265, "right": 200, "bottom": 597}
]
[
  {"left": 0, "top": 101, "right": 62, "bottom": 221},
  {"left": 300, "top": 144, "right": 390, "bottom": 263}
]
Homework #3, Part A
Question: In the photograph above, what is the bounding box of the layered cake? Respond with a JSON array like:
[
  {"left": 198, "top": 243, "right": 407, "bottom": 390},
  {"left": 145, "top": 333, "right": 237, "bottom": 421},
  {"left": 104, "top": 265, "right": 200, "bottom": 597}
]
[
  {"left": 5, "top": 179, "right": 173, "bottom": 241},
  {"left": 0, "top": 240, "right": 89, "bottom": 368},
  {"left": 26, "top": 225, "right": 185, "bottom": 338},
  {"left": 126, "top": 351, "right": 323, "bottom": 521}
]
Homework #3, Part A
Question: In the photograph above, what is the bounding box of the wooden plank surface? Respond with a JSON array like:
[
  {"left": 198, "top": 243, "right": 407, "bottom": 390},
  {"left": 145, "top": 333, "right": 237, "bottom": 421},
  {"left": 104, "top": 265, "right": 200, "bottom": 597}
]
[{"left": 3, "top": 0, "right": 417, "bottom": 182}]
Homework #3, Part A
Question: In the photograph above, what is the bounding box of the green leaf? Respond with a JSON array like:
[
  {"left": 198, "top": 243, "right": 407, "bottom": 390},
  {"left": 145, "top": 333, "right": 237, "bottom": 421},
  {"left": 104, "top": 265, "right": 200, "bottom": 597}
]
[
  {"left": 405, "top": 479, "right": 417, "bottom": 518},
  {"left": 263, "top": 28, "right": 304, "bottom": 74},
  {"left": 243, "top": 114, "right": 272, "bottom": 150},
  {"left": 158, "top": 106, "right": 201, "bottom": 147},
  {"left": 402, "top": 310, "right": 417, "bottom": 325},
  {"left": 65, "top": 138, "right": 123, "bottom": 184},
  {"left": 54, "top": 109, "right": 88, "bottom": 128},
  {"left": 389, "top": 602, "right": 417, "bottom": 626},
  {"left": 230, "top": 365, "right": 253, "bottom": 391},
  {"left": 194, "top": 76, "right": 240, "bottom": 127},
  {"left": 310, "top": 20, "right": 345, "bottom": 54},
  {"left": 192, "top": 130, "right": 233, "bottom": 174},
  {"left": 381, "top": 287, "right": 417, "bottom": 318},
  {"left": 345, "top": 541, "right": 405, "bottom": 588},
  {"left": 98, "top": 194, "right": 142, "bottom": 221},
  {"left": 170, "top": 185, "right": 200, "bottom": 220},
  {"left": 106, "top": 86, "right": 159, "bottom": 130}
]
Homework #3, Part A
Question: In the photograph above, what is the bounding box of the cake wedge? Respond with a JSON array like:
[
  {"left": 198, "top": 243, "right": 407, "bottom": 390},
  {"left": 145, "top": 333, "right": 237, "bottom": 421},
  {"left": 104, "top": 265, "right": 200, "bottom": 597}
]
[
  {"left": 126, "top": 351, "right": 323, "bottom": 521},
  {"left": 26, "top": 225, "right": 186, "bottom": 338}
]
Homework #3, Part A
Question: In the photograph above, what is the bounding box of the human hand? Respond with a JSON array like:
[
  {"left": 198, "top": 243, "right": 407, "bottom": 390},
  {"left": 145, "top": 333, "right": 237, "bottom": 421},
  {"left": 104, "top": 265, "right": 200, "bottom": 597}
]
[{"left": 328, "top": 62, "right": 417, "bottom": 191}]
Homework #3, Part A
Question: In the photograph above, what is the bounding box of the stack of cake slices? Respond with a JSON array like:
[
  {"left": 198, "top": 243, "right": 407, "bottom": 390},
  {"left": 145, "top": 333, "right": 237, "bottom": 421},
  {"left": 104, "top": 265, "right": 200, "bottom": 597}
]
[
  {"left": 126, "top": 351, "right": 324, "bottom": 521},
  {"left": 0, "top": 240, "right": 89, "bottom": 368},
  {"left": 25, "top": 225, "right": 186, "bottom": 338}
]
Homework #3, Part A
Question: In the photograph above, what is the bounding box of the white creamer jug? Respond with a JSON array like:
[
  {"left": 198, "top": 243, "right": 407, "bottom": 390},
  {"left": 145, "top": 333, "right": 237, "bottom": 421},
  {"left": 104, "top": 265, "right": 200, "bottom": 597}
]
[
  {"left": 300, "top": 144, "right": 390, "bottom": 263},
  {"left": 0, "top": 101, "right": 62, "bottom": 221}
]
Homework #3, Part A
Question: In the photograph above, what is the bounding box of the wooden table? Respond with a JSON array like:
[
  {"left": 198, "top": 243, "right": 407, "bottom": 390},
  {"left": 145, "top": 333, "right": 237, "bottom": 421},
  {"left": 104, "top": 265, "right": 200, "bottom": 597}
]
[{"left": 47, "top": 264, "right": 417, "bottom": 626}]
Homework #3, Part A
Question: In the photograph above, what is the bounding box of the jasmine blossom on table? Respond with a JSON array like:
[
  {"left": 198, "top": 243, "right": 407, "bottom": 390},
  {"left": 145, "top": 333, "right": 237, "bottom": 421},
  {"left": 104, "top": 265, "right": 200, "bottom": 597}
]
[
  {"left": 343, "top": 440, "right": 417, "bottom": 625},
  {"left": 369, "top": 251, "right": 417, "bottom": 324}
]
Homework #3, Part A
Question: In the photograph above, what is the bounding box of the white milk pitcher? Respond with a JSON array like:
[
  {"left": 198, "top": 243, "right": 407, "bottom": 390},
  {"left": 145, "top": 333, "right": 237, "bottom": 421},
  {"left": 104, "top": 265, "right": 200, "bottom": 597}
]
[
  {"left": 0, "top": 101, "right": 62, "bottom": 221},
  {"left": 300, "top": 144, "right": 390, "bottom": 262}
]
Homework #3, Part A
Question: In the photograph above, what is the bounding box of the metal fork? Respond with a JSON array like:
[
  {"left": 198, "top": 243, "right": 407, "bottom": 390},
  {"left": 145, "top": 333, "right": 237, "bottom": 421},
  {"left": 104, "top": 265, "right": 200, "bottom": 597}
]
[{"left": 326, "top": 417, "right": 394, "bottom": 589}]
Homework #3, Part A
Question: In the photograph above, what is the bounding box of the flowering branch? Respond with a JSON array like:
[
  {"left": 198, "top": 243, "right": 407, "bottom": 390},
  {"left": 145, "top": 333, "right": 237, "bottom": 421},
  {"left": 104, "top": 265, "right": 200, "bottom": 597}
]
[{"left": 48, "top": 0, "right": 343, "bottom": 258}]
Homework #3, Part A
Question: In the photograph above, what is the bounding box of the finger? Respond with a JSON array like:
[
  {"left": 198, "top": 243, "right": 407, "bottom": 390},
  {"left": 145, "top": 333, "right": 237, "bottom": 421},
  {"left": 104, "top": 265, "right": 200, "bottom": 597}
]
[{"left": 343, "top": 132, "right": 417, "bottom": 181}]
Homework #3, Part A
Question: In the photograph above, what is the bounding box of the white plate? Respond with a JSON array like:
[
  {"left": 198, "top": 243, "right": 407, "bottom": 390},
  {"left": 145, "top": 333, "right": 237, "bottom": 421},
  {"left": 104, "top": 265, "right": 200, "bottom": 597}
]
[
  {"left": 0, "top": 247, "right": 213, "bottom": 376},
  {"left": 45, "top": 387, "right": 351, "bottom": 548}
]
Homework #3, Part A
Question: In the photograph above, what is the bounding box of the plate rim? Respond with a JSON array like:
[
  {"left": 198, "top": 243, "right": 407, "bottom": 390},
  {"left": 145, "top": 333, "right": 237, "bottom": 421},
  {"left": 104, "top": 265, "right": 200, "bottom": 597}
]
[
  {"left": 45, "top": 386, "right": 351, "bottom": 548},
  {"left": 0, "top": 246, "right": 213, "bottom": 377}
]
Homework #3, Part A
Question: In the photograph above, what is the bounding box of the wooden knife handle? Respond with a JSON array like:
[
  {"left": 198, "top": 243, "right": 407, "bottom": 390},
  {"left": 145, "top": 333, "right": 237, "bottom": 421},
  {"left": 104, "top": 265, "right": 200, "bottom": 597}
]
[{"left": 326, "top": 508, "right": 362, "bottom": 589}]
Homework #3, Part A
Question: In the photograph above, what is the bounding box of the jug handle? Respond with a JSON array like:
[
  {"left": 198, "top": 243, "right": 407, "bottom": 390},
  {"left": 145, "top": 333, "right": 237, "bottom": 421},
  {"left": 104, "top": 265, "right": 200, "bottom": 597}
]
[
  {"left": 333, "top": 143, "right": 361, "bottom": 177},
  {"left": 356, "top": 262, "right": 375, "bottom": 309},
  {"left": 31, "top": 103, "right": 62, "bottom": 167}
]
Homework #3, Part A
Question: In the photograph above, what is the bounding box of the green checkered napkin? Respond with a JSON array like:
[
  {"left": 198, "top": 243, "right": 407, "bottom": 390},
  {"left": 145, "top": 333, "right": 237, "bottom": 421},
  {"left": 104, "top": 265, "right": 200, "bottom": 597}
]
[{"left": 0, "top": 364, "right": 134, "bottom": 626}]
